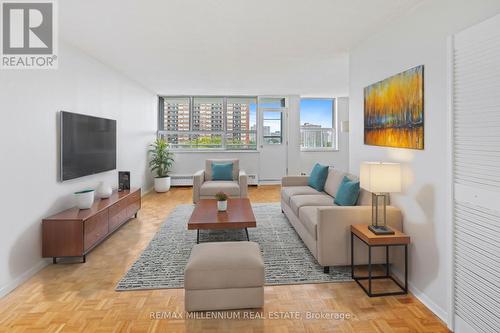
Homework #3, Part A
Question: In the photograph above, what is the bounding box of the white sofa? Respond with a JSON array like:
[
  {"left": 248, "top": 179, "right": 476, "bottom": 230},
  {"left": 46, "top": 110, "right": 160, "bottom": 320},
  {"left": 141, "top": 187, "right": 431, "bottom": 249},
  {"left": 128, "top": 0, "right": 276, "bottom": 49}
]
[
  {"left": 281, "top": 168, "right": 403, "bottom": 272},
  {"left": 193, "top": 159, "right": 248, "bottom": 203}
]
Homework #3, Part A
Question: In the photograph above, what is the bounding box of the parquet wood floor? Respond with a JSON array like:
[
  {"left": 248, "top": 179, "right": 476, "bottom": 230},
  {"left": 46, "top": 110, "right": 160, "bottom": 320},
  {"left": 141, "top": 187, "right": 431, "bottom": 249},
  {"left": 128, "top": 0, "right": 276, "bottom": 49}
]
[{"left": 0, "top": 186, "right": 450, "bottom": 333}]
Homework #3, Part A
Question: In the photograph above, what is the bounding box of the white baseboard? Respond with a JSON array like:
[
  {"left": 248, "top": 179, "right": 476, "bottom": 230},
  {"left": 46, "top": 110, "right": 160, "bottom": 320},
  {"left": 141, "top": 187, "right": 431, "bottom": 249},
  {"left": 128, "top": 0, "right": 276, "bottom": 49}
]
[
  {"left": 142, "top": 186, "right": 154, "bottom": 196},
  {"left": 391, "top": 267, "right": 449, "bottom": 326},
  {"left": 0, "top": 259, "right": 48, "bottom": 299},
  {"left": 258, "top": 180, "right": 281, "bottom": 185},
  {"left": 408, "top": 282, "right": 449, "bottom": 325}
]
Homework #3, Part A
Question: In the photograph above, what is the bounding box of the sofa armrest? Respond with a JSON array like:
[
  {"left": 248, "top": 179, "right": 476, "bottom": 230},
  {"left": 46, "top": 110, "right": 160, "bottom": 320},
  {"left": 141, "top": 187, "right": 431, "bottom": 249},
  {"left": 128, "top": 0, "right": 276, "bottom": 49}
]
[
  {"left": 192, "top": 170, "right": 205, "bottom": 203},
  {"left": 239, "top": 170, "right": 248, "bottom": 198},
  {"left": 315, "top": 205, "right": 403, "bottom": 266},
  {"left": 281, "top": 176, "right": 309, "bottom": 187}
]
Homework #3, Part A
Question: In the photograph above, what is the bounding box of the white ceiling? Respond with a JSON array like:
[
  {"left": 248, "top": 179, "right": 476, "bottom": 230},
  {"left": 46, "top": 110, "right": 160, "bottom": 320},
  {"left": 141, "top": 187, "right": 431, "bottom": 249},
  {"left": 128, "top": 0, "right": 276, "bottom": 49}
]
[{"left": 60, "top": 0, "right": 423, "bottom": 96}]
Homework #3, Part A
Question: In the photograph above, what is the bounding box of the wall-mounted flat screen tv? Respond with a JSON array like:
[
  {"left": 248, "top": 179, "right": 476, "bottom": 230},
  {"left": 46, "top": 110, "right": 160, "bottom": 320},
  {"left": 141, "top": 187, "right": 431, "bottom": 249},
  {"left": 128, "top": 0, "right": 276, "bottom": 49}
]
[{"left": 60, "top": 111, "right": 116, "bottom": 181}]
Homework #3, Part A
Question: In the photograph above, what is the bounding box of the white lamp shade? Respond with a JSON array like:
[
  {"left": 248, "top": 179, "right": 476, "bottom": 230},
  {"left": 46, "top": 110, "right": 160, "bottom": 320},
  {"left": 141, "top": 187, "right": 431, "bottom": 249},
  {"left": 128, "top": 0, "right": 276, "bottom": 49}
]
[{"left": 360, "top": 162, "right": 401, "bottom": 193}]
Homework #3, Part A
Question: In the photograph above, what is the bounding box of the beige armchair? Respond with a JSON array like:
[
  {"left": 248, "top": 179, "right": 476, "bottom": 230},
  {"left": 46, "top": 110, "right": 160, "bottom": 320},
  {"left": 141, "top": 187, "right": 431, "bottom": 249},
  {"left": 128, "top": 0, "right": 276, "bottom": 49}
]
[{"left": 193, "top": 159, "right": 248, "bottom": 203}]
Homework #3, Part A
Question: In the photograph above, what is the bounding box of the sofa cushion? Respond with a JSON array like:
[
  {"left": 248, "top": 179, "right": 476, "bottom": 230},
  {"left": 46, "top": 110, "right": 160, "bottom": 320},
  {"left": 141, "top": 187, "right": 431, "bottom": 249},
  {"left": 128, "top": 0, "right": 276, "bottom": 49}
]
[
  {"left": 324, "top": 169, "right": 347, "bottom": 198},
  {"left": 200, "top": 181, "right": 240, "bottom": 197},
  {"left": 328, "top": 172, "right": 368, "bottom": 203},
  {"left": 185, "top": 241, "right": 264, "bottom": 290},
  {"left": 357, "top": 188, "right": 373, "bottom": 206},
  {"left": 344, "top": 172, "right": 374, "bottom": 206},
  {"left": 290, "top": 194, "right": 335, "bottom": 216},
  {"left": 298, "top": 206, "right": 319, "bottom": 240},
  {"left": 281, "top": 186, "right": 321, "bottom": 205},
  {"left": 205, "top": 159, "right": 239, "bottom": 181},
  {"left": 308, "top": 163, "right": 329, "bottom": 191},
  {"left": 334, "top": 176, "right": 360, "bottom": 206},
  {"left": 211, "top": 162, "right": 234, "bottom": 181}
]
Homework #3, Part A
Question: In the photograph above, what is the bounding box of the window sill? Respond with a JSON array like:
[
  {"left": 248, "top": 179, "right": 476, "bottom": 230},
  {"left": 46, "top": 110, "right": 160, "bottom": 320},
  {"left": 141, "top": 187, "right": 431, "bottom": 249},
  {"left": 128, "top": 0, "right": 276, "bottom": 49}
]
[
  {"left": 171, "top": 150, "right": 259, "bottom": 154},
  {"left": 300, "top": 148, "right": 339, "bottom": 152}
]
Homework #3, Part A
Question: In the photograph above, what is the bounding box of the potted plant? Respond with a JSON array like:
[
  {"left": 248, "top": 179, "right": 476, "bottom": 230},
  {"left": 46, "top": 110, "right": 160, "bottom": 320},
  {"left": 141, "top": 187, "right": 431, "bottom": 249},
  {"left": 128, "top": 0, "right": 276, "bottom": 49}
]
[
  {"left": 149, "top": 138, "right": 174, "bottom": 193},
  {"left": 215, "top": 192, "right": 228, "bottom": 211}
]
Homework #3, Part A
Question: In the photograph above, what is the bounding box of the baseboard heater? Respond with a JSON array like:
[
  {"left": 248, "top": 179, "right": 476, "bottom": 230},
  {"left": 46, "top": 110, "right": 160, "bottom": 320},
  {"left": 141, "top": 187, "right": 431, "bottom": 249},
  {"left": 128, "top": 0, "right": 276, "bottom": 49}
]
[
  {"left": 170, "top": 174, "right": 195, "bottom": 186},
  {"left": 170, "top": 174, "right": 259, "bottom": 186}
]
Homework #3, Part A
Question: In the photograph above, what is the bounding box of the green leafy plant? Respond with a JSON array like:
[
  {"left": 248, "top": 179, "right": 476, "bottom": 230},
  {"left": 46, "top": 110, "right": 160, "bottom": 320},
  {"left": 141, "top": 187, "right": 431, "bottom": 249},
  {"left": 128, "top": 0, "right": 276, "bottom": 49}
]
[
  {"left": 149, "top": 138, "right": 174, "bottom": 178},
  {"left": 215, "top": 192, "right": 228, "bottom": 201}
]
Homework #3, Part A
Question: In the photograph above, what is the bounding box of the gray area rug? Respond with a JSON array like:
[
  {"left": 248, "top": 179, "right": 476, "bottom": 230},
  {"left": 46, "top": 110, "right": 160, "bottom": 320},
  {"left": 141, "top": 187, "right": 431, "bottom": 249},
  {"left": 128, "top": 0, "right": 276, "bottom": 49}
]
[{"left": 116, "top": 203, "right": 351, "bottom": 291}]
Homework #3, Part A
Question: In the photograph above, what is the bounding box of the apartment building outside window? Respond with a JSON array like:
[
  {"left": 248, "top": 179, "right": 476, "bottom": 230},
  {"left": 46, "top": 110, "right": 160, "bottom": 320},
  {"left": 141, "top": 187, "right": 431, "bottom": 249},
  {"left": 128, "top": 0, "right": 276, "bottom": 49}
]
[
  {"left": 159, "top": 96, "right": 257, "bottom": 150},
  {"left": 300, "top": 98, "right": 337, "bottom": 150}
]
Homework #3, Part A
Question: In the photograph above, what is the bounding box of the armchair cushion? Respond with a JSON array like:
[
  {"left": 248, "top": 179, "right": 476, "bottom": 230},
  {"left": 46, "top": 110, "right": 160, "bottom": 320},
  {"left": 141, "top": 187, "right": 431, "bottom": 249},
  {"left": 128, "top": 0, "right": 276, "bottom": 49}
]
[
  {"left": 205, "top": 159, "right": 239, "bottom": 181},
  {"left": 200, "top": 181, "right": 240, "bottom": 197},
  {"left": 211, "top": 162, "right": 234, "bottom": 181}
]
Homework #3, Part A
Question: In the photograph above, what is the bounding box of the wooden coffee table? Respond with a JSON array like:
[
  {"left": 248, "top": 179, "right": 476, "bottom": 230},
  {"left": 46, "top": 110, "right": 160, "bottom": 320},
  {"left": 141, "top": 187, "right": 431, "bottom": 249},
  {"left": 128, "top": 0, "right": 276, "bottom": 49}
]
[{"left": 188, "top": 198, "right": 256, "bottom": 243}]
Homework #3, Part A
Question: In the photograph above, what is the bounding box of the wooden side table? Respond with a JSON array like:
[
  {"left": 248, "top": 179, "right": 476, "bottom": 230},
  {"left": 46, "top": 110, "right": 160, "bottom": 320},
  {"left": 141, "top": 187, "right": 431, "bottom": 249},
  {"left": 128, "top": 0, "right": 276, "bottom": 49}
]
[{"left": 351, "top": 224, "right": 410, "bottom": 297}]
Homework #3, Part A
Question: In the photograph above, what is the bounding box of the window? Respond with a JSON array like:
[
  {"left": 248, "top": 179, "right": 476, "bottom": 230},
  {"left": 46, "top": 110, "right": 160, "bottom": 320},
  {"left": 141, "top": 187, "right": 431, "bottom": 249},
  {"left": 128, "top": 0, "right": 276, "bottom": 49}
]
[
  {"left": 262, "top": 111, "right": 283, "bottom": 144},
  {"left": 164, "top": 97, "right": 190, "bottom": 132},
  {"left": 226, "top": 97, "right": 257, "bottom": 150},
  {"left": 300, "top": 98, "right": 336, "bottom": 150},
  {"left": 159, "top": 96, "right": 257, "bottom": 150}
]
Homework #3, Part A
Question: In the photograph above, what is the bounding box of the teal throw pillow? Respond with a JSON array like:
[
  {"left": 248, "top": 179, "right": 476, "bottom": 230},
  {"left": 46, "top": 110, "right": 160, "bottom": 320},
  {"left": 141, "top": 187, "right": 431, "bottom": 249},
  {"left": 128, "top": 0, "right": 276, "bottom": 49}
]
[
  {"left": 334, "top": 176, "right": 360, "bottom": 206},
  {"left": 211, "top": 162, "right": 233, "bottom": 181},
  {"left": 308, "top": 163, "right": 329, "bottom": 192}
]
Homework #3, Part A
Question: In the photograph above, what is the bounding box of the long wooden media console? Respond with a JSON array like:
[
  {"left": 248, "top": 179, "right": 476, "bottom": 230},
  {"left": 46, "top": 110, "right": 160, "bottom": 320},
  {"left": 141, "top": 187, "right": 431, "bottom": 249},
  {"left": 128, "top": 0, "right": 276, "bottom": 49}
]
[{"left": 42, "top": 188, "right": 141, "bottom": 263}]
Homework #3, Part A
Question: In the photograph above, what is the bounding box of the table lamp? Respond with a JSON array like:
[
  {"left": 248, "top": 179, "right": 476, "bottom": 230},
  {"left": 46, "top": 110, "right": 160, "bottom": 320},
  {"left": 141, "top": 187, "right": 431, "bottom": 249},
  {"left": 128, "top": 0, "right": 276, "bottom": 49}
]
[{"left": 360, "top": 162, "right": 401, "bottom": 235}]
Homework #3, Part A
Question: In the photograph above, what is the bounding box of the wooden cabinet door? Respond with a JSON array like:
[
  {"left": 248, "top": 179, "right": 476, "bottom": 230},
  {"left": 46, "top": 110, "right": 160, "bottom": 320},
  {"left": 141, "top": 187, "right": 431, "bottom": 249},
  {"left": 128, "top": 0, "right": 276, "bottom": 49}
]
[
  {"left": 42, "top": 220, "right": 83, "bottom": 257},
  {"left": 109, "top": 198, "right": 130, "bottom": 231},
  {"left": 127, "top": 190, "right": 141, "bottom": 217},
  {"left": 84, "top": 210, "right": 109, "bottom": 251}
]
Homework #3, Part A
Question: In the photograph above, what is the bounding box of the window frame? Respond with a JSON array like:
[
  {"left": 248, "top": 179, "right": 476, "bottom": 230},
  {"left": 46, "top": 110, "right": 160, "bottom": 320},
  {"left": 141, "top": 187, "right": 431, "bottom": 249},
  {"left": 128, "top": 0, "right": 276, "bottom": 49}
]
[
  {"left": 158, "top": 95, "right": 258, "bottom": 152},
  {"left": 299, "top": 97, "right": 338, "bottom": 152},
  {"left": 262, "top": 110, "right": 283, "bottom": 145}
]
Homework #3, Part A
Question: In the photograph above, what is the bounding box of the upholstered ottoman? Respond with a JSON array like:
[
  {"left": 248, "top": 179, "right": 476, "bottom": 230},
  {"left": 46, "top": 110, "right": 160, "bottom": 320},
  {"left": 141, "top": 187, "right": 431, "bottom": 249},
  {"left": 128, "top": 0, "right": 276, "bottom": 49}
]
[{"left": 184, "top": 241, "right": 265, "bottom": 311}]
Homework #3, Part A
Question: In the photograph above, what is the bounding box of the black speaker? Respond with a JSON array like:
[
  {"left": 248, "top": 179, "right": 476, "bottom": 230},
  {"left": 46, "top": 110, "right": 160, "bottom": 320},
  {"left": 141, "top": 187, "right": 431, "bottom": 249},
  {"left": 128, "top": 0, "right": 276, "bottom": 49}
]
[{"left": 118, "top": 171, "right": 130, "bottom": 191}]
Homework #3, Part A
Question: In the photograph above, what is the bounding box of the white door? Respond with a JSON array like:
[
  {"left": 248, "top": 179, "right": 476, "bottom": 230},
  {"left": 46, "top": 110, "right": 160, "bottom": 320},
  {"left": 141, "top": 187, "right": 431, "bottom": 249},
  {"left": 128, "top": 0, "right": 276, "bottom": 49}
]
[
  {"left": 258, "top": 97, "right": 288, "bottom": 183},
  {"left": 451, "top": 13, "right": 500, "bottom": 333}
]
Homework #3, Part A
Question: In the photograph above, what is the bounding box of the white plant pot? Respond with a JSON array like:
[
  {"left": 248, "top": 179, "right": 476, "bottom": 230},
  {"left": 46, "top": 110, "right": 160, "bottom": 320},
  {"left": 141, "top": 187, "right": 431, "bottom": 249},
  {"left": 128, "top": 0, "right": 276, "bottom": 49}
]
[
  {"left": 74, "top": 190, "right": 95, "bottom": 210},
  {"left": 217, "top": 200, "right": 227, "bottom": 212},
  {"left": 97, "top": 182, "right": 113, "bottom": 199},
  {"left": 154, "top": 177, "right": 171, "bottom": 192}
]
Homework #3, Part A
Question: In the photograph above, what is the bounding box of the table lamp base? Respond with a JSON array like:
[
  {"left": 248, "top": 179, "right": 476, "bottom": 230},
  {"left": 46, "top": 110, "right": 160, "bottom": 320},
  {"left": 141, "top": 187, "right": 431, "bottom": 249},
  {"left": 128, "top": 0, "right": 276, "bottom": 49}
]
[{"left": 368, "top": 225, "right": 395, "bottom": 235}]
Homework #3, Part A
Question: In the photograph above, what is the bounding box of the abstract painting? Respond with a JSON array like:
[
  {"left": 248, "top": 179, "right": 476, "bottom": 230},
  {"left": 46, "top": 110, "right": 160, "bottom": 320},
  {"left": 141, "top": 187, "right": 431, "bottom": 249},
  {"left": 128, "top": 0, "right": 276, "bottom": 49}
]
[{"left": 364, "top": 65, "right": 424, "bottom": 149}]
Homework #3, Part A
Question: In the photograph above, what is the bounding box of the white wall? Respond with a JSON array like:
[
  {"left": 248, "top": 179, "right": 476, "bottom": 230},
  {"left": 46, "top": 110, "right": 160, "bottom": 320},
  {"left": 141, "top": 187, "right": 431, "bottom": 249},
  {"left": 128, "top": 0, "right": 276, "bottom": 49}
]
[
  {"left": 348, "top": 0, "right": 500, "bottom": 326},
  {"left": 0, "top": 42, "right": 157, "bottom": 297},
  {"left": 170, "top": 96, "right": 350, "bottom": 179}
]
